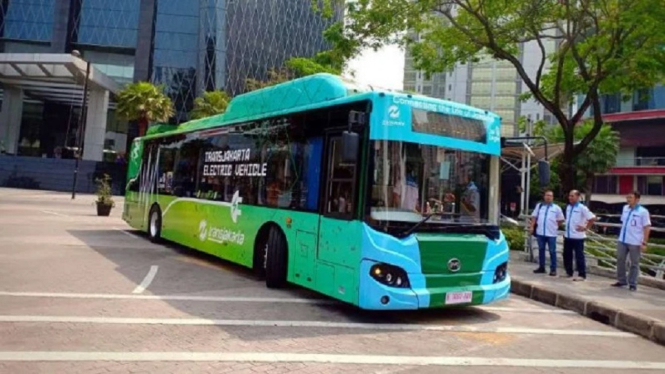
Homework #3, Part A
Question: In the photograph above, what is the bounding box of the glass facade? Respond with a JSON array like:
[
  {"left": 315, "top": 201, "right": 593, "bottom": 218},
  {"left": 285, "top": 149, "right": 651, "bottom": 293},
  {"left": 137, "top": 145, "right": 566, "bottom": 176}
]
[
  {"left": 73, "top": 0, "right": 140, "bottom": 48},
  {"left": 0, "top": 0, "right": 341, "bottom": 163},
  {"left": 598, "top": 85, "right": 665, "bottom": 115},
  {"left": 152, "top": 0, "right": 200, "bottom": 123},
  {"left": 0, "top": 0, "right": 55, "bottom": 42}
]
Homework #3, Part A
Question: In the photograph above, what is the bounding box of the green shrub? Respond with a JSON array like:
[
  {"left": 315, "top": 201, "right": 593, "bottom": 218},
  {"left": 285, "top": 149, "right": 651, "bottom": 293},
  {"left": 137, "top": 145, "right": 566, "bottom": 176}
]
[{"left": 502, "top": 226, "right": 525, "bottom": 252}]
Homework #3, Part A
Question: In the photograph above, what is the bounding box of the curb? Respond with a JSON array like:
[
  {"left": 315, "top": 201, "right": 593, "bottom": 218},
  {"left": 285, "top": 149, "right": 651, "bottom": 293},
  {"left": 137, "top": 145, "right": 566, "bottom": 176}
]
[
  {"left": 511, "top": 251, "right": 665, "bottom": 291},
  {"left": 510, "top": 277, "right": 665, "bottom": 346}
]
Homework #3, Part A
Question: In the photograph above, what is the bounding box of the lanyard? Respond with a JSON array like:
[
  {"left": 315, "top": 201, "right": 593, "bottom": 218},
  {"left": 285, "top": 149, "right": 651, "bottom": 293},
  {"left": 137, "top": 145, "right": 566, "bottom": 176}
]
[
  {"left": 566, "top": 203, "right": 579, "bottom": 237},
  {"left": 540, "top": 203, "right": 551, "bottom": 236},
  {"left": 621, "top": 205, "right": 639, "bottom": 242}
]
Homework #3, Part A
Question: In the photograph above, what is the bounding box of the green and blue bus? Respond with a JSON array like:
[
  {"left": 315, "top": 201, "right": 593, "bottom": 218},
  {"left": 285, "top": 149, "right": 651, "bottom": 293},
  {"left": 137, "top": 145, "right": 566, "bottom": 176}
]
[{"left": 122, "top": 73, "right": 510, "bottom": 310}]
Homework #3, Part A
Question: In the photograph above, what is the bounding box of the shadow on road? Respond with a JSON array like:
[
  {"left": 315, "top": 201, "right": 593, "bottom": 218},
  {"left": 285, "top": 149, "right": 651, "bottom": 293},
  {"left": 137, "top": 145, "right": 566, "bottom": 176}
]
[{"left": 66, "top": 227, "right": 502, "bottom": 342}]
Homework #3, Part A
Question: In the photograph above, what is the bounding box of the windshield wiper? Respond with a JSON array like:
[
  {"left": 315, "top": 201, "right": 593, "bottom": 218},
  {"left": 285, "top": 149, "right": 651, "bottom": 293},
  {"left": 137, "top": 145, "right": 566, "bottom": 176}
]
[{"left": 402, "top": 213, "right": 441, "bottom": 237}]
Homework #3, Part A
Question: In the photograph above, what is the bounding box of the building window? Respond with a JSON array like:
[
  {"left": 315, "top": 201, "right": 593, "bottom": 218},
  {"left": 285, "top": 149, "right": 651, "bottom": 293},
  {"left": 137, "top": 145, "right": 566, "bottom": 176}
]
[
  {"left": 494, "top": 96, "right": 516, "bottom": 109},
  {"left": 471, "top": 81, "right": 492, "bottom": 95},
  {"left": 494, "top": 81, "right": 516, "bottom": 95},
  {"left": 74, "top": 0, "right": 140, "bottom": 48},
  {"left": 594, "top": 176, "right": 618, "bottom": 194},
  {"left": 637, "top": 176, "right": 664, "bottom": 196},
  {"left": 1, "top": 0, "right": 55, "bottom": 42}
]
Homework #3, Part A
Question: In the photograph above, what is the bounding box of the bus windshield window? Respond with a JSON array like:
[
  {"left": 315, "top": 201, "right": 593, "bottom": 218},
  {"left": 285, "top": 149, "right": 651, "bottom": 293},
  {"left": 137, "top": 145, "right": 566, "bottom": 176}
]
[{"left": 367, "top": 140, "right": 490, "bottom": 224}]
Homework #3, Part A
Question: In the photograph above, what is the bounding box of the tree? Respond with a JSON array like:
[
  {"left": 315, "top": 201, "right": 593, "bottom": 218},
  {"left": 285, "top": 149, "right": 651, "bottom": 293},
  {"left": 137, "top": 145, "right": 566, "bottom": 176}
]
[
  {"left": 323, "top": 0, "right": 665, "bottom": 193},
  {"left": 547, "top": 121, "right": 620, "bottom": 202},
  {"left": 190, "top": 90, "right": 231, "bottom": 120},
  {"left": 116, "top": 82, "right": 175, "bottom": 136},
  {"left": 520, "top": 117, "right": 619, "bottom": 202}
]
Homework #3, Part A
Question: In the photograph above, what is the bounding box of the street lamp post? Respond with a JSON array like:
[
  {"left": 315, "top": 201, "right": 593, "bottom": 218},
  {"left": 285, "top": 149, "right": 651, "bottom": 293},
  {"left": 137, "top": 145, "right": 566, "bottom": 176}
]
[{"left": 71, "top": 50, "right": 91, "bottom": 200}]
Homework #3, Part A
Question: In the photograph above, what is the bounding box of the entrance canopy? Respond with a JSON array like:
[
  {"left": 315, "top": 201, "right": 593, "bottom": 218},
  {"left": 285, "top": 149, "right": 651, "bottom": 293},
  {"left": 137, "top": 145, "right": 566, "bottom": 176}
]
[
  {"left": 501, "top": 142, "right": 567, "bottom": 161},
  {"left": 0, "top": 53, "right": 121, "bottom": 106}
]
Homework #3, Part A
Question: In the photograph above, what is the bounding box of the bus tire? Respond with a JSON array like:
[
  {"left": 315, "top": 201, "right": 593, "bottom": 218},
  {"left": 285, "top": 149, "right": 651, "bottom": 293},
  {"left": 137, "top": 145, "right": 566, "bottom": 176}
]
[
  {"left": 148, "top": 205, "right": 162, "bottom": 243},
  {"left": 265, "top": 226, "right": 288, "bottom": 289}
]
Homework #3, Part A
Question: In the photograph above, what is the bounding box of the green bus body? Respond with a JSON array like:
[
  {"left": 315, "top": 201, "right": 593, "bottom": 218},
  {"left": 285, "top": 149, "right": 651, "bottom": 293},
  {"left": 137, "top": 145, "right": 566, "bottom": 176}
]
[{"left": 123, "top": 73, "right": 510, "bottom": 310}]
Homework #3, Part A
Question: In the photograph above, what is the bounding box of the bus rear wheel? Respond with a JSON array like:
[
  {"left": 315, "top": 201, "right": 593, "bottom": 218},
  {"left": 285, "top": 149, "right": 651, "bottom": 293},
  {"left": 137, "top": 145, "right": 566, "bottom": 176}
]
[
  {"left": 148, "top": 205, "right": 162, "bottom": 243},
  {"left": 265, "top": 227, "right": 287, "bottom": 289}
]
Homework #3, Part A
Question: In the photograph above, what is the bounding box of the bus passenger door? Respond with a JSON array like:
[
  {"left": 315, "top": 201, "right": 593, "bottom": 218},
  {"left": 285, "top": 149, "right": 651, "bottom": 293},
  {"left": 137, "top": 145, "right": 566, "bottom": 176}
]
[{"left": 316, "top": 133, "right": 361, "bottom": 303}]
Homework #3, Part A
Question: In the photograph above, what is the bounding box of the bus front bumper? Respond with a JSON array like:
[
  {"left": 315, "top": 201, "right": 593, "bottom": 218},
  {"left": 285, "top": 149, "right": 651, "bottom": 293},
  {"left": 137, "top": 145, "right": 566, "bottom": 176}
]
[{"left": 357, "top": 260, "right": 511, "bottom": 310}]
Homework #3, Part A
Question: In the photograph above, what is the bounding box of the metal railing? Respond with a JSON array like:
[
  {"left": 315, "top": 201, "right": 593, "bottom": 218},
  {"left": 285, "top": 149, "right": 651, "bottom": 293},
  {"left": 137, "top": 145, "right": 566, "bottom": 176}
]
[
  {"left": 510, "top": 216, "right": 665, "bottom": 279},
  {"left": 615, "top": 157, "right": 665, "bottom": 167}
]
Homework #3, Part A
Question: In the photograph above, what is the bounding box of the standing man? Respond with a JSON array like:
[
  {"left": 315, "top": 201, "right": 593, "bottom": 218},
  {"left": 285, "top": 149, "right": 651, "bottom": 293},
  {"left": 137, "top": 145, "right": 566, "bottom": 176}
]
[
  {"left": 612, "top": 191, "right": 651, "bottom": 291},
  {"left": 530, "top": 190, "right": 565, "bottom": 276},
  {"left": 460, "top": 174, "right": 480, "bottom": 223},
  {"left": 563, "top": 190, "right": 596, "bottom": 281}
]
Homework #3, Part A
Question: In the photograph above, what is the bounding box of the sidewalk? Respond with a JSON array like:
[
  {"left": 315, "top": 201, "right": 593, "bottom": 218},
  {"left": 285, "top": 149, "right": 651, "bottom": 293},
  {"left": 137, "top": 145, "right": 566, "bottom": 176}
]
[{"left": 509, "top": 252, "right": 665, "bottom": 346}]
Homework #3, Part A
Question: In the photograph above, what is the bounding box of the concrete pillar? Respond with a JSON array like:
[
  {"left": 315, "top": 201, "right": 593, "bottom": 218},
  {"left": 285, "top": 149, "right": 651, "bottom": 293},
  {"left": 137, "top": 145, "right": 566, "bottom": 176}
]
[
  {"left": 0, "top": 87, "right": 24, "bottom": 155},
  {"left": 82, "top": 89, "right": 109, "bottom": 161}
]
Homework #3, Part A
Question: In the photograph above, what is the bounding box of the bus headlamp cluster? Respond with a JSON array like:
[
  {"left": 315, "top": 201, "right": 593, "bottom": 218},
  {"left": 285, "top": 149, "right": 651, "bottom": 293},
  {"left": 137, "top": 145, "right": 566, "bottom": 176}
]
[
  {"left": 493, "top": 262, "right": 508, "bottom": 283},
  {"left": 370, "top": 263, "right": 410, "bottom": 288}
]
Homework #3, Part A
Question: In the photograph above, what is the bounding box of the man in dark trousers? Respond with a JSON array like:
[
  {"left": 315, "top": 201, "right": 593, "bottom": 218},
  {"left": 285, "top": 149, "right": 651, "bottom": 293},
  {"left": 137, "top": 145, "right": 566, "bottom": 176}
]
[
  {"left": 563, "top": 190, "right": 596, "bottom": 281},
  {"left": 530, "top": 190, "right": 565, "bottom": 276}
]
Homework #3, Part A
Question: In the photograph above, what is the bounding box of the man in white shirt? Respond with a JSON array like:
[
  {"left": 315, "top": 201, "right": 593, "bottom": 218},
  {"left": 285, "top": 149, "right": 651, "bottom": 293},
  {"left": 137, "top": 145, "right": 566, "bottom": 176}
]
[
  {"left": 563, "top": 190, "right": 596, "bottom": 281},
  {"left": 530, "top": 190, "right": 565, "bottom": 276},
  {"left": 460, "top": 175, "right": 480, "bottom": 223},
  {"left": 612, "top": 190, "right": 651, "bottom": 291}
]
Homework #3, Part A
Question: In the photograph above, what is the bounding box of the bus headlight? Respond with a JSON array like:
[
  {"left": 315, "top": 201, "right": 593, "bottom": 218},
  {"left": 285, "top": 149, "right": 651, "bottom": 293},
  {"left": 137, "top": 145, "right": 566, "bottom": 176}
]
[
  {"left": 493, "top": 262, "right": 508, "bottom": 283},
  {"left": 370, "top": 263, "right": 410, "bottom": 288}
]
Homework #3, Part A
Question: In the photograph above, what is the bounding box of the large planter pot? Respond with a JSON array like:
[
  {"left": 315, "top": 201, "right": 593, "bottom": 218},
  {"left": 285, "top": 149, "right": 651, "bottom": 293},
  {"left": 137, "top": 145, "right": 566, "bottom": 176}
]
[{"left": 96, "top": 202, "right": 113, "bottom": 216}]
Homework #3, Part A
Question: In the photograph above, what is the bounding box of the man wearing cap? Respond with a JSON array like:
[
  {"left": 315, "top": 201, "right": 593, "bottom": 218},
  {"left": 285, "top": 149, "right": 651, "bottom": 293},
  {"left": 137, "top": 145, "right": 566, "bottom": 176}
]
[
  {"left": 530, "top": 190, "right": 565, "bottom": 276},
  {"left": 612, "top": 191, "right": 651, "bottom": 291}
]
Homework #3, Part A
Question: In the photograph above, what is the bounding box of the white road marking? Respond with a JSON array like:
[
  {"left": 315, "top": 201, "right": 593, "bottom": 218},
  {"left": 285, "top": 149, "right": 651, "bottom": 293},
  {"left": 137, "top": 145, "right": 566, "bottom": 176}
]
[
  {"left": 0, "top": 352, "right": 663, "bottom": 369},
  {"left": 479, "top": 306, "right": 575, "bottom": 315},
  {"left": 0, "top": 291, "right": 578, "bottom": 314},
  {"left": 0, "top": 291, "right": 335, "bottom": 304},
  {"left": 0, "top": 315, "right": 636, "bottom": 337},
  {"left": 40, "top": 210, "right": 70, "bottom": 218},
  {"left": 132, "top": 266, "right": 159, "bottom": 294}
]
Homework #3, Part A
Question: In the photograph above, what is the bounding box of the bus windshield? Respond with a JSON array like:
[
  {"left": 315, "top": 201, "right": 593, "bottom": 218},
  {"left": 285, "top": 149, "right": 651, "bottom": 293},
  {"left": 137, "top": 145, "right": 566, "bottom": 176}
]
[{"left": 367, "top": 140, "right": 490, "bottom": 226}]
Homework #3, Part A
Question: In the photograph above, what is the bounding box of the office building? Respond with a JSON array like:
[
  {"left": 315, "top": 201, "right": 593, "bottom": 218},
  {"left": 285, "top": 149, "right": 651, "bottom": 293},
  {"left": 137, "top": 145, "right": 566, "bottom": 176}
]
[
  {"left": 403, "top": 38, "right": 558, "bottom": 138},
  {"left": 588, "top": 85, "right": 665, "bottom": 211},
  {"left": 0, "top": 0, "right": 339, "bottom": 192}
]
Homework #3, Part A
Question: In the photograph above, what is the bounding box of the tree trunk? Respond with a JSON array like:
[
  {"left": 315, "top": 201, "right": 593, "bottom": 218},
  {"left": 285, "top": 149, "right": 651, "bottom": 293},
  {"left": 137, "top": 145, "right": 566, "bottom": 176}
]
[
  {"left": 559, "top": 151, "right": 576, "bottom": 196},
  {"left": 138, "top": 118, "right": 149, "bottom": 137},
  {"left": 585, "top": 175, "right": 594, "bottom": 206}
]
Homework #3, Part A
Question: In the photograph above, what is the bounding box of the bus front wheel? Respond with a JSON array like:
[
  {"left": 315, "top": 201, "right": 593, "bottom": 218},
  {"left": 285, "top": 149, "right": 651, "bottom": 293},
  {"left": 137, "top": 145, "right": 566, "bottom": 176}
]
[
  {"left": 265, "top": 227, "right": 288, "bottom": 289},
  {"left": 148, "top": 205, "right": 162, "bottom": 243}
]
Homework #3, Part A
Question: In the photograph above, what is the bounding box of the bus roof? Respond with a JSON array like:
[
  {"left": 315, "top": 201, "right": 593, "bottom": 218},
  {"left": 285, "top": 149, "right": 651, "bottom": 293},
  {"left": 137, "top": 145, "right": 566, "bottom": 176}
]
[{"left": 140, "top": 73, "right": 498, "bottom": 140}]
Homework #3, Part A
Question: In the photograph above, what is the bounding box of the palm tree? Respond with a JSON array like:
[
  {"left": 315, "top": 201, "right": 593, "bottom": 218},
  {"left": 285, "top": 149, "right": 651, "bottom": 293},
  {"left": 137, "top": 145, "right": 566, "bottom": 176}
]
[
  {"left": 190, "top": 90, "right": 231, "bottom": 120},
  {"left": 116, "top": 82, "right": 175, "bottom": 136}
]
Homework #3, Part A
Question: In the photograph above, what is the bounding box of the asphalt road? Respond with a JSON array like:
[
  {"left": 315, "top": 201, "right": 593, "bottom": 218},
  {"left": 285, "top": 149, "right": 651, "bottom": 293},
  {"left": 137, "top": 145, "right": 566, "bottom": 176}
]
[{"left": 1, "top": 188, "right": 665, "bottom": 374}]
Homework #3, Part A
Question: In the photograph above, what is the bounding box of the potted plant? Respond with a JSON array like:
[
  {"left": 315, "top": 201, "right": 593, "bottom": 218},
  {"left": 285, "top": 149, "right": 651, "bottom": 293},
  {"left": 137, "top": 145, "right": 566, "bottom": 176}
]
[{"left": 95, "top": 173, "right": 115, "bottom": 216}]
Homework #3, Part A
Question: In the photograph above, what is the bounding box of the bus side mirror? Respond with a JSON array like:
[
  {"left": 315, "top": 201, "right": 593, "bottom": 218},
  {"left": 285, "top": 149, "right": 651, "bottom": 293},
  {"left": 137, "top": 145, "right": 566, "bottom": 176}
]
[
  {"left": 341, "top": 131, "right": 359, "bottom": 163},
  {"left": 538, "top": 160, "right": 550, "bottom": 187}
]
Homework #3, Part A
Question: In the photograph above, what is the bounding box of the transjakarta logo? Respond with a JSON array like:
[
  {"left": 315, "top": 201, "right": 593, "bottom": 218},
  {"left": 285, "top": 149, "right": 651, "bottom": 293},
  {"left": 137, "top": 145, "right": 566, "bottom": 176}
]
[
  {"left": 388, "top": 105, "right": 400, "bottom": 119},
  {"left": 196, "top": 190, "right": 245, "bottom": 245},
  {"left": 198, "top": 220, "right": 209, "bottom": 241},
  {"left": 197, "top": 219, "right": 245, "bottom": 245},
  {"left": 488, "top": 126, "right": 501, "bottom": 143},
  {"left": 383, "top": 104, "right": 406, "bottom": 127}
]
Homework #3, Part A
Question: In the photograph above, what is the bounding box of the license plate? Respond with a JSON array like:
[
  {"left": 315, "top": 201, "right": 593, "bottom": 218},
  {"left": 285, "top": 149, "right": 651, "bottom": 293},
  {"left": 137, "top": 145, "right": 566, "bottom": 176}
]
[{"left": 445, "top": 291, "right": 473, "bottom": 305}]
